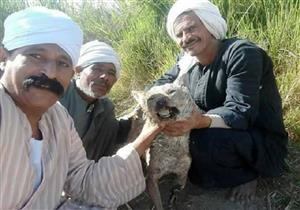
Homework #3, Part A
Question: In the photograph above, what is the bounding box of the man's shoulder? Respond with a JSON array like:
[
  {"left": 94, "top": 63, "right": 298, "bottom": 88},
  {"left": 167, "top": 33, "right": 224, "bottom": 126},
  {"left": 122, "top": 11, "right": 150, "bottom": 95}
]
[
  {"left": 222, "top": 37, "right": 265, "bottom": 60},
  {"left": 0, "top": 83, "right": 15, "bottom": 108},
  {"left": 223, "top": 38, "right": 260, "bottom": 51},
  {"left": 59, "top": 79, "right": 76, "bottom": 104},
  {"left": 48, "top": 102, "right": 73, "bottom": 121},
  {"left": 0, "top": 84, "right": 4, "bottom": 124}
]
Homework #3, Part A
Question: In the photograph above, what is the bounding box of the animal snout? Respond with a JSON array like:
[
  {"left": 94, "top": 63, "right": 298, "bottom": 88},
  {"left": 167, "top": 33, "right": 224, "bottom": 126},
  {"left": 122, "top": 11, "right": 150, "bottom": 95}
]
[{"left": 155, "top": 98, "right": 168, "bottom": 110}]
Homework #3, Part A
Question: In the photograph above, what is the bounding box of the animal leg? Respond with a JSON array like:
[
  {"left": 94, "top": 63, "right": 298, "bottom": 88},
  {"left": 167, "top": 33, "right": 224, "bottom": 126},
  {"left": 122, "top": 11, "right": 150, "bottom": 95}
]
[
  {"left": 176, "top": 155, "right": 191, "bottom": 190},
  {"left": 176, "top": 173, "right": 188, "bottom": 190},
  {"left": 168, "top": 169, "right": 187, "bottom": 208},
  {"left": 168, "top": 184, "right": 181, "bottom": 209},
  {"left": 147, "top": 175, "right": 164, "bottom": 210}
]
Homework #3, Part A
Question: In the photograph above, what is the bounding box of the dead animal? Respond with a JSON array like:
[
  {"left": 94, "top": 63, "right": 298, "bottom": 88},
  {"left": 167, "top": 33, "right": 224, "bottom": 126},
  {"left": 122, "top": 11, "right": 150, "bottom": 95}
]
[{"left": 133, "top": 82, "right": 196, "bottom": 210}]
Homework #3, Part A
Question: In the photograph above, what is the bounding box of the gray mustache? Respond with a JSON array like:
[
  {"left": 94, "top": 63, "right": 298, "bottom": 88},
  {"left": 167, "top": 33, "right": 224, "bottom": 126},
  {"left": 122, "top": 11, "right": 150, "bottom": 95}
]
[{"left": 23, "top": 74, "right": 64, "bottom": 97}]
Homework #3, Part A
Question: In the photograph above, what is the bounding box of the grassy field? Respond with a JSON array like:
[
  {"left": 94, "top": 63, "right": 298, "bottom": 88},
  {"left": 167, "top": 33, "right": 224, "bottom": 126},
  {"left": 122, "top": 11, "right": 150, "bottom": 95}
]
[{"left": 1, "top": 0, "right": 299, "bottom": 196}]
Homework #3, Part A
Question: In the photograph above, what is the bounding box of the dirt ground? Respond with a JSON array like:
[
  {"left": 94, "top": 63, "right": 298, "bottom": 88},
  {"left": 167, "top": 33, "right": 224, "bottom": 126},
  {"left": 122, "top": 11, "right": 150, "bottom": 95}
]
[
  {"left": 118, "top": 176, "right": 299, "bottom": 210},
  {"left": 119, "top": 147, "right": 300, "bottom": 210}
]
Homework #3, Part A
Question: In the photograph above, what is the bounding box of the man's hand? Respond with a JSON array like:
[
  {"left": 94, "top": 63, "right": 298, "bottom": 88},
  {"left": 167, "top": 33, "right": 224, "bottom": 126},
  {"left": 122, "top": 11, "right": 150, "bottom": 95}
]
[
  {"left": 132, "top": 121, "right": 166, "bottom": 156},
  {"left": 163, "top": 106, "right": 211, "bottom": 136}
]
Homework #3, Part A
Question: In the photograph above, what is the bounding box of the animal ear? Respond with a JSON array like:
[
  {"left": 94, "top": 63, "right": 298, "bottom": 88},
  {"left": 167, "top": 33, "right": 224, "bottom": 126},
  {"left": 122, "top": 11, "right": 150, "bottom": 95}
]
[{"left": 132, "top": 90, "right": 146, "bottom": 107}]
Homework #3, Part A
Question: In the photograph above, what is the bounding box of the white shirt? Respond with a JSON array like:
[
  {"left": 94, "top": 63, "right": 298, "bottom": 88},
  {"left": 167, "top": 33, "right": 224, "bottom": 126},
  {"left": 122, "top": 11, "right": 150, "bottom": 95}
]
[{"left": 29, "top": 138, "right": 43, "bottom": 191}]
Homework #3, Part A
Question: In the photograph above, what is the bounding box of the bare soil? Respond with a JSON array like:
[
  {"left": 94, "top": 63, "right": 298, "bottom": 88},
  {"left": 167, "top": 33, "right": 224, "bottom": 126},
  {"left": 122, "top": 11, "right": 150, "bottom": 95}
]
[{"left": 119, "top": 147, "right": 300, "bottom": 210}]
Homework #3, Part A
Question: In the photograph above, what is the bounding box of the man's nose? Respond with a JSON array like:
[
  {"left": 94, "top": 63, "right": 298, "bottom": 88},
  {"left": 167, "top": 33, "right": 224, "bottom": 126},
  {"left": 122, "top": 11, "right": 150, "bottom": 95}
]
[
  {"left": 182, "top": 31, "right": 191, "bottom": 43},
  {"left": 98, "top": 72, "right": 109, "bottom": 81},
  {"left": 42, "top": 61, "right": 57, "bottom": 79}
]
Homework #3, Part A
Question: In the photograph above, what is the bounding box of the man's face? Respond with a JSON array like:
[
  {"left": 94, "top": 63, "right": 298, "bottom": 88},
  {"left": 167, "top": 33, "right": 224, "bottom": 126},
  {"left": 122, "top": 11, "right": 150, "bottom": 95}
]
[
  {"left": 76, "top": 63, "right": 117, "bottom": 99},
  {"left": 0, "top": 44, "right": 74, "bottom": 109},
  {"left": 174, "top": 12, "right": 215, "bottom": 58}
]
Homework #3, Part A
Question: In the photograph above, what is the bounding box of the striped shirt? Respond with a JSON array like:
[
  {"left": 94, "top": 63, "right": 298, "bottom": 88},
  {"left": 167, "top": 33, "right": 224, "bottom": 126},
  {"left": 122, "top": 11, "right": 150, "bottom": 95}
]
[{"left": 0, "top": 84, "right": 145, "bottom": 210}]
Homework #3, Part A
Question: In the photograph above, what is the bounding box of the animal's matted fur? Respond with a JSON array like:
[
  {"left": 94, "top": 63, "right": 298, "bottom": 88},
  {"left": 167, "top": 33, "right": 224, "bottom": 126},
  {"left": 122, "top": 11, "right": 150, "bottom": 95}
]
[{"left": 133, "top": 82, "right": 196, "bottom": 210}]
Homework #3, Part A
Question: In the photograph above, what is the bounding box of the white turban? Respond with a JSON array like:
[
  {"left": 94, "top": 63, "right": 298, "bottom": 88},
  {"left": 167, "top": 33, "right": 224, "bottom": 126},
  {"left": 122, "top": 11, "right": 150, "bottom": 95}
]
[
  {"left": 167, "top": 0, "right": 227, "bottom": 41},
  {"left": 77, "top": 40, "right": 121, "bottom": 79},
  {"left": 2, "top": 6, "right": 83, "bottom": 65}
]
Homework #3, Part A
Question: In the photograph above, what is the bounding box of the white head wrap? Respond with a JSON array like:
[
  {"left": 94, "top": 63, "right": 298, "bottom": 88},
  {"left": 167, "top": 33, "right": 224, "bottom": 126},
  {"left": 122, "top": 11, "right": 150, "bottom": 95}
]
[
  {"left": 167, "top": 0, "right": 227, "bottom": 41},
  {"left": 77, "top": 40, "right": 121, "bottom": 79},
  {"left": 2, "top": 6, "right": 83, "bottom": 65}
]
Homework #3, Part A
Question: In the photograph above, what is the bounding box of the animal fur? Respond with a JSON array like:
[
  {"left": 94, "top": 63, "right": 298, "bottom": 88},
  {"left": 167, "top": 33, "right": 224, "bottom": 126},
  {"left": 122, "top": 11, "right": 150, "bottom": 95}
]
[{"left": 133, "top": 82, "right": 196, "bottom": 210}]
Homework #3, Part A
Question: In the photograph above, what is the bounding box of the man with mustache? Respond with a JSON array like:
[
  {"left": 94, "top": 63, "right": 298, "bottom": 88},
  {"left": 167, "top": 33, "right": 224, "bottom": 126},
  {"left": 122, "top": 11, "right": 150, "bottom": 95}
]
[
  {"left": 23, "top": 73, "right": 65, "bottom": 97},
  {"left": 60, "top": 40, "right": 130, "bottom": 161},
  {"left": 153, "top": 0, "right": 288, "bottom": 203},
  {"left": 0, "top": 7, "right": 165, "bottom": 209}
]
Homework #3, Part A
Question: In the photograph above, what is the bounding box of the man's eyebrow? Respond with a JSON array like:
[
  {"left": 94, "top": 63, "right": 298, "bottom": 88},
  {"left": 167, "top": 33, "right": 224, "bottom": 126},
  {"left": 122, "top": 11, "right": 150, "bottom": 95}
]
[
  {"left": 23, "top": 47, "right": 72, "bottom": 63},
  {"left": 59, "top": 54, "right": 72, "bottom": 63},
  {"left": 93, "top": 64, "right": 116, "bottom": 71},
  {"left": 93, "top": 67, "right": 116, "bottom": 72}
]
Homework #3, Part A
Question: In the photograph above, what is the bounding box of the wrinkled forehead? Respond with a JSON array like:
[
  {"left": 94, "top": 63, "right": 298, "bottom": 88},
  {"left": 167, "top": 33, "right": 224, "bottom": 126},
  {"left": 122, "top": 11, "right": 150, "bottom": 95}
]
[{"left": 174, "top": 10, "right": 199, "bottom": 26}]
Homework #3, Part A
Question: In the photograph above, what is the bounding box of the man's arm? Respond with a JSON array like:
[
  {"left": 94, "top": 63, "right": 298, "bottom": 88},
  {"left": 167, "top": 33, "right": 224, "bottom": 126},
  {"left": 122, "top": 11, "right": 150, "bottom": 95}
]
[
  {"left": 64, "top": 112, "right": 163, "bottom": 208},
  {"left": 207, "top": 42, "right": 263, "bottom": 129},
  {"left": 131, "top": 121, "right": 163, "bottom": 156}
]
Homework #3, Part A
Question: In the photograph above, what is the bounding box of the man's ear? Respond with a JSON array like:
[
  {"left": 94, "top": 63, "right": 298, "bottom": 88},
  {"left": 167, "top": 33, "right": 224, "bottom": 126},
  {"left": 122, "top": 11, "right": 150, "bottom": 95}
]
[
  {"left": 0, "top": 47, "right": 9, "bottom": 73},
  {"left": 0, "top": 47, "right": 9, "bottom": 63}
]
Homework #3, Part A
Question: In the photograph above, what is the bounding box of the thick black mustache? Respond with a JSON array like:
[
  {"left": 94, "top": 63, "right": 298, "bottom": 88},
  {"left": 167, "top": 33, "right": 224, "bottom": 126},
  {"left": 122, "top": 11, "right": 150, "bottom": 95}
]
[{"left": 23, "top": 74, "right": 64, "bottom": 97}]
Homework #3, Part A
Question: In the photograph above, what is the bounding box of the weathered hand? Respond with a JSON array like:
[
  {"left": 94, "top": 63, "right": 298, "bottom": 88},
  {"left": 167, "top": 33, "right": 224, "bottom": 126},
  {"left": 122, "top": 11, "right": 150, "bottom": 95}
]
[
  {"left": 132, "top": 120, "right": 166, "bottom": 156},
  {"left": 163, "top": 106, "right": 211, "bottom": 136}
]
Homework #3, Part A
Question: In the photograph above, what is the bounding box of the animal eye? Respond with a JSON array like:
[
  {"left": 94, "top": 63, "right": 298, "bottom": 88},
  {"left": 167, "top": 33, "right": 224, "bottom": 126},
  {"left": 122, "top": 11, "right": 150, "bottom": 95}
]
[
  {"left": 167, "top": 89, "right": 176, "bottom": 94},
  {"left": 148, "top": 95, "right": 155, "bottom": 101}
]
